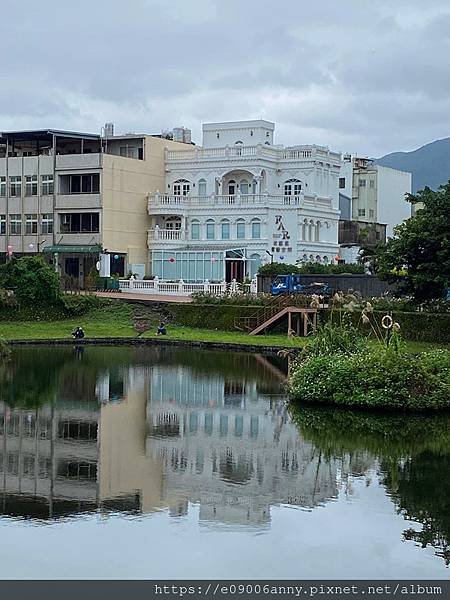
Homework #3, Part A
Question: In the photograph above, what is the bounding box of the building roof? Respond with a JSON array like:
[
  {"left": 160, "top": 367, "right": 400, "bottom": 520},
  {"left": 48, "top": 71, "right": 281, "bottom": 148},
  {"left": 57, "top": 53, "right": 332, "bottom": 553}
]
[
  {"left": 0, "top": 129, "right": 101, "bottom": 144},
  {"left": 202, "top": 119, "right": 275, "bottom": 130}
]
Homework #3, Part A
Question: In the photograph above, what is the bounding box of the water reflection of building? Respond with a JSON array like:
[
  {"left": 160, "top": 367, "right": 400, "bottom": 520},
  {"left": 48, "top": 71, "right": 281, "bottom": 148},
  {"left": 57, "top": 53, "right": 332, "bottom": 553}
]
[
  {"left": 146, "top": 364, "right": 339, "bottom": 529},
  {"left": 0, "top": 364, "right": 163, "bottom": 520},
  {"left": 0, "top": 349, "right": 340, "bottom": 530}
]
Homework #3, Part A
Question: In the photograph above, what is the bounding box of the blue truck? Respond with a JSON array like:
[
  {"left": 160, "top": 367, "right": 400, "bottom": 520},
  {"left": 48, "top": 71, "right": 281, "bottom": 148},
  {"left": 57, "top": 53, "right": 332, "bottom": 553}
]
[{"left": 271, "top": 274, "right": 332, "bottom": 298}]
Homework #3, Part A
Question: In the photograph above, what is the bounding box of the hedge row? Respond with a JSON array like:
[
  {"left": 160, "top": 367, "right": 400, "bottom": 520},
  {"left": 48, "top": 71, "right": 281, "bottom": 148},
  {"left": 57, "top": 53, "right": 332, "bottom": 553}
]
[
  {"left": 0, "top": 294, "right": 104, "bottom": 321},
  {"left": 170, "top": 304, "right": 262, "bottom": 331},
  {"left": 170, "top": 304, "right": 450, "bottom": 343}
]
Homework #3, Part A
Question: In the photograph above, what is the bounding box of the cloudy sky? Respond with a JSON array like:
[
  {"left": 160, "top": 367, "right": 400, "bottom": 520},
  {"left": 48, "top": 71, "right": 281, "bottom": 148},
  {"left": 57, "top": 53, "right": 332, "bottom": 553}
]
[{"left": 1, "top": 0, "right": 450, "bottom": 156}]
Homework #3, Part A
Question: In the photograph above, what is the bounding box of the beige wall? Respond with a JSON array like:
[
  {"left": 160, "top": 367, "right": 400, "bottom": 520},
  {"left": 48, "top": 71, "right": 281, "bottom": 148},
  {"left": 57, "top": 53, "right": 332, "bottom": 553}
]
[
  {"left": 98, "top": 382, "right": 164, "bottom": 513},
  {"left": 101, "top": 137, "right": 190, "bottom": 273}
]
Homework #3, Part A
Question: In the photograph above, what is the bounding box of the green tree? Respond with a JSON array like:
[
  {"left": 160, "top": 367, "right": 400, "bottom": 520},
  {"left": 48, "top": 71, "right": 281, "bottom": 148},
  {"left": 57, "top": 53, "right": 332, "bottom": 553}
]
[
  {"left": 373, "top": 183, "right": 450, "bottom": 301},
  {"left": 0, "top": 255, "right": 64, "bottom": 309}
]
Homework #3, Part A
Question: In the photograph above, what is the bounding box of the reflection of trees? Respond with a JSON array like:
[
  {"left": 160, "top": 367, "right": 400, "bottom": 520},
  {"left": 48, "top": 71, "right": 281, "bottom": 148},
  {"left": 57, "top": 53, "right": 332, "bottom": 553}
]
[
  {"left": 0, "top": 346, "right": 133, "bottom": 409},
  {"left": 146, "top": 347, "right": 286, "bottom": 393},
  {"left": 385, "top": 452, "right": 450, "bottom": 566},
  {"left": 290, "top": 405, "right": 450, "bottom": 565},
  {"left": 0, "top": 348, "right": 67, "bottom": 409}
]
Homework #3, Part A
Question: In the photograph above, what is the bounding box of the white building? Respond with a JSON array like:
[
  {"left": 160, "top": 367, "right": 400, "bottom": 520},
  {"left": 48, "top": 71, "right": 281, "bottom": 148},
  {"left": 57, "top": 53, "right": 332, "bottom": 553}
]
[
  {"left": 146, "top": 359, "right": 339, "bottom": 528},
  {"left": 339, "top": 156, "right": 412, "bottom": 238},
  {"left": 147, "top": 120, "right": 342, "bottom": 282}
]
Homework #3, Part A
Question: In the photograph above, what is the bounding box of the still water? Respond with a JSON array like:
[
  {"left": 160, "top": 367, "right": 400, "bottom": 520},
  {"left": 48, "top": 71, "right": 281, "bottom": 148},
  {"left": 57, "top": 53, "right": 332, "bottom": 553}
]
[{"left": 0, "top": 345, "right": 448, "bottom": 579}]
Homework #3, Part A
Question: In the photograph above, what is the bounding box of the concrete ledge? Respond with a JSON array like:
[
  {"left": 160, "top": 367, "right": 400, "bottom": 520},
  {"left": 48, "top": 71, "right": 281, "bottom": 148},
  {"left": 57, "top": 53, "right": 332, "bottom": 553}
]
[{"left": 5, "top": 337, "right": 289, "bottom": 354}]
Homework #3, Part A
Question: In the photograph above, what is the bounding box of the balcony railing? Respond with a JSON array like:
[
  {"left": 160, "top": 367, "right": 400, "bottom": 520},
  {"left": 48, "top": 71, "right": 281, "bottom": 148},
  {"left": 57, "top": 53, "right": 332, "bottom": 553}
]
[
  {"left": 165, "top": 144, "right": 332, "bottom": 162},
  {"left": 148, "top": 228, "right": 186, "bottom": 241},
  {"left": 148, "top": 193, "right": 333, "bottom": 213},
  {"left": 118, "top": 277, "right": 257, "bottom": 297}
]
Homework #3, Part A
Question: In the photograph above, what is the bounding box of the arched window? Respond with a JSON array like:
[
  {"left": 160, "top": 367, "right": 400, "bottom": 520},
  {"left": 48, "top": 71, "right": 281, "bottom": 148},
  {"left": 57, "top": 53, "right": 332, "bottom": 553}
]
[
  {"left": 191, "top": 219, "right": 200, "bottom": 240},
  {"left": 221, "top": 219, "right": 230, "bottom": 240},
  {"left": 301, "top": 218, "right": 308, "bottom": 241},
  {"left": 165, "top": 216, "right": 181, "bottom": 230},
  {"left": 315, "top": 255, "right": 321, "bottom": 263},
  {"left": 236, "top": 219, "right": 246, "bottom": 239},
  {"left": 206, "top": 219, "right": 215, "bottom": 240},
  {"left": 284, "top": 179, "right": 302, "bottom": 197},
  {"left": 323, "top": 256, "right": 329, "bottom": 264},
  {"left": 240, "top": 179, "right": 249, "bottom": 195},
  {"left": 228, "top": 180, "right": 236, "bottom": 196},
  {"left": 251, "top": 218, "right": 261, "bottom": 239},
  {"left": 316, "top": 221, "right": 321, "bottom": 242},
  {"left": 198, "top": 178, "right": 207, "bottom": 197},
  {"left": 302, "top": 253, "right": 308, "bottom": 262},
  {"left": 173, "top": 179, "right": 190, "bottom": 196},
  {"left": 309, "top": 219, "right": 315, "bottom": 242}
]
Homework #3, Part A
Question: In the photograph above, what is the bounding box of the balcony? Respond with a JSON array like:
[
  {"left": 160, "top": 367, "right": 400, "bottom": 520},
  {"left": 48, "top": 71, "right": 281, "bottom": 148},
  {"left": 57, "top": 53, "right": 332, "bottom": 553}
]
[
  {"left": 55, "top": 154, "right": 102, "bottom": 170},
  {"left": 148, "top": 193, "right": 333, "bottom": 214},
  {"left": 165, "top": 144, "right": 333, "bottom": 162},
  {"left": 56, "top": 194, "right": 101, "bottom": 210},
  {"left": 148, "top": 228, "right": 187, "bottom": 246}
]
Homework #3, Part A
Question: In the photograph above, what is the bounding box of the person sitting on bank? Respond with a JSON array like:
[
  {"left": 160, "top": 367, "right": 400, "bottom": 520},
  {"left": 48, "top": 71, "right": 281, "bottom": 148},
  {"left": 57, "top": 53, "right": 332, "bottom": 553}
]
[
  {"left": 157, "top": 322, "right": 167, "bottom": 335},
  {"left": 72, "top": 326, "right": 85, "bottom": 339}
]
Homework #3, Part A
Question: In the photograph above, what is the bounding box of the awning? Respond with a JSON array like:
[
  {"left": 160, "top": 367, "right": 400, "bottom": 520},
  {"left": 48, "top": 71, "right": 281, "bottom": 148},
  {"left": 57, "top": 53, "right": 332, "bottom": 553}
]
[{"left": 42, "top": 245, "right": 102, "bottom": 254}]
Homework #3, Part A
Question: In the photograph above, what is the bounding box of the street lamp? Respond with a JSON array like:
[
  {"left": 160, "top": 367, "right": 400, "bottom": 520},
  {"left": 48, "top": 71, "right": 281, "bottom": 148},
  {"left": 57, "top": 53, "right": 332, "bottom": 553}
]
[
  {"left": 27, "top": 238, "right": 47, "bottom": 253},
  {"left": 265, "top": 250, "right": 274, "bottom": 263}
]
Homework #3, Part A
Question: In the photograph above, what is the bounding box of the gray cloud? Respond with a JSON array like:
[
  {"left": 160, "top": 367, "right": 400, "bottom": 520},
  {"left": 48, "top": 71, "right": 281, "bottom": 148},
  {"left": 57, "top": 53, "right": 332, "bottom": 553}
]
[{"left": 1, "top": 0, "right": 450, "bottom": 156}]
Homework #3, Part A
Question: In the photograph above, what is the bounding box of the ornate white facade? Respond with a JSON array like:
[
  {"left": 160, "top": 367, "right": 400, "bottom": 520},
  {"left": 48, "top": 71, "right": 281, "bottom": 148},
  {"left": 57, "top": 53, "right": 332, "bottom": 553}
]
[{"left": 147, "top": 120, "right": 341, "bottom": 281}]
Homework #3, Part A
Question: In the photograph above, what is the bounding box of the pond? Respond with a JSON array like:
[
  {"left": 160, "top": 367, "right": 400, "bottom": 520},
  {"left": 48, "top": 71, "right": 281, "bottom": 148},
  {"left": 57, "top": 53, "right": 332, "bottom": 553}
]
[{"left": 0, "top": 345, "right": 448, "bottom": 579}]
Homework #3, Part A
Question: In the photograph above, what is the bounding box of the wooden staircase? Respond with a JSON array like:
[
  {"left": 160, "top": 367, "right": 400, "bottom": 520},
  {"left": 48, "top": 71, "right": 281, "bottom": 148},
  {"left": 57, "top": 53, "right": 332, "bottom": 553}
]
[{"left": 234, "top": 295, "right": 318, "bottom": 336}]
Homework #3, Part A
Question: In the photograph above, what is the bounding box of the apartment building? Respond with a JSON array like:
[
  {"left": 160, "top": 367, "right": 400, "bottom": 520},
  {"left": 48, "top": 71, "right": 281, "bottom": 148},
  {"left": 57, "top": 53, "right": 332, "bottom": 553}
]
[
  {"left": 0, "top": 127, "right": 189, "bottom": 286},
  {"left": 147, "top": 120, "right": 342, "bottom": 282},
  {"left": 337, "top": 156, "right": 411, "bottom": 263},
  {"left": 339, "top": 156, "right": 412, "bottom": 237}
]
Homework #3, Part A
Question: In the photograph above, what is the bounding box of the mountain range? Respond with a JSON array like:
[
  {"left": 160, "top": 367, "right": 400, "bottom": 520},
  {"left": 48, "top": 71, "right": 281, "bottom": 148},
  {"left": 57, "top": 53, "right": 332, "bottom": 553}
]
[{"left": 375, "top": 137, "right": 450, "bottom": 193}]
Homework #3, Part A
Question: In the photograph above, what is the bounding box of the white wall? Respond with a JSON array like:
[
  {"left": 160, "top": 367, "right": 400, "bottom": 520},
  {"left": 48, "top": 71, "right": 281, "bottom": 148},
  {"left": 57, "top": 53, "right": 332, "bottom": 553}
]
[
  {"left": 376, "top": 166, "right": 412, "bottom": 237},
  {"left": 202, "top": 120, "right": 275, "bottom": 148}
]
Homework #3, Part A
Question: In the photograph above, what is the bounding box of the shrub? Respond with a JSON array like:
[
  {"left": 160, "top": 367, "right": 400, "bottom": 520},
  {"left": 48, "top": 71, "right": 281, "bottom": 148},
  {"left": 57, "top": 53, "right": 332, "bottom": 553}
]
[
  {"left": 0, "top": 256, "right": 63, "bottom": 310},
  {"left": 258, "top": 262, "right": 302, "bottom": 276},
  {"left": 63, "top": 294, "right": 103, "bottom": 316},
  {"left": 298, "top": 262, "right": 365, "bottom": 275},
  {"left": 191, "top": 292, "right": 273, "bottom": 306},
  {"left": 289, "top": 347, "right": 450, "bottom": 411},
  {"left": 301, "top": 320, "right": 368, "bottom": 359},
  {"left": 369, "top": 296, "right": 450, "bottom": 314},
  {"left": 258, "top": 261, "right": 365, "bottom": 277}
]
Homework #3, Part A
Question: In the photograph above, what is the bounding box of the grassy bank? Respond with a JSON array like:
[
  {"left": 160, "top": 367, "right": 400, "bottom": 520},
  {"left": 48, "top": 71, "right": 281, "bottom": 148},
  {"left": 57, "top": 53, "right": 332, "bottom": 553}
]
[
  {"left": 0, "top": 302, "right": 445, "bottom": 352},
  {"left": 0, "top": 302, "right": 302, "bottom": 347}
]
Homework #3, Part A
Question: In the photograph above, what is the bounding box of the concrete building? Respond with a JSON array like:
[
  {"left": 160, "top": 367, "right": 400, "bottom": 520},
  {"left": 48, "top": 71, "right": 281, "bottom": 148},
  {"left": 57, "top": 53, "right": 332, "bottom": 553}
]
[
  {"left": 338, "top": 155, "right": 411, "bottom": 263},
  {"left": 147, "top": 120, "right": 342, "bottom": 281},
  {"left": 0, "top": 128, "right": 189, "bottom": 285},
  {"left": 339, "top": 155, "right": 412, "bottom": 238}
]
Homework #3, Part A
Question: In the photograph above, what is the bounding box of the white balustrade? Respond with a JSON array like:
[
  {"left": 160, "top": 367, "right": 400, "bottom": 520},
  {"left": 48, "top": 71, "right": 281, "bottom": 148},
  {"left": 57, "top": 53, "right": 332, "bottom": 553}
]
[
  {"left": 117, "top": 277, "right": 257, "bottom": 297},
  {"left": 148, "top": 228, "right": 185, "bottom": 241},
  {"left": 148, "top": 193, "right": 332, "bottom": 211},
  {"left": 164, "top": 144, "right": 327, "bottom": 162}
]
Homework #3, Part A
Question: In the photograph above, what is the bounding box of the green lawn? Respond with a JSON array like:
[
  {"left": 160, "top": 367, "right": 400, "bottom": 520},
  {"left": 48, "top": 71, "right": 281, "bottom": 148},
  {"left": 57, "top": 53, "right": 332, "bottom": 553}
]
[
  {"left": 141, "top": 326, "right": 308, "bottom": 347},
  {"left": 0, "top": 305, "right": 445, "bottom": 352}
]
